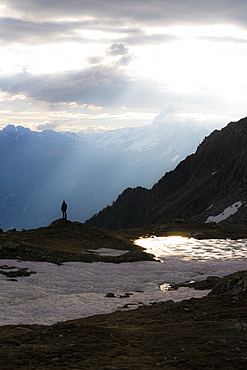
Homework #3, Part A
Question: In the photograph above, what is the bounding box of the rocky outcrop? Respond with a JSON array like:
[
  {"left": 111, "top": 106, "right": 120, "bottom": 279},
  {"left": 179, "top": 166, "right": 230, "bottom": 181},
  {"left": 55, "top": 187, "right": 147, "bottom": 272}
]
[{"left": 209, "top": 273, "right": 247, "bottom": 296}]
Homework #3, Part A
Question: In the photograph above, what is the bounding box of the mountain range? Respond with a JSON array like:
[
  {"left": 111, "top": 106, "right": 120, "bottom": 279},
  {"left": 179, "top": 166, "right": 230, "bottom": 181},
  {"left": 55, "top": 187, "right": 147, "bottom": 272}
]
[
  {"left": 0, "top": 112, "right": 208, "bottom": 230},
  {"left": 86, "top": 117, "right": 247, "bottom": 229}
]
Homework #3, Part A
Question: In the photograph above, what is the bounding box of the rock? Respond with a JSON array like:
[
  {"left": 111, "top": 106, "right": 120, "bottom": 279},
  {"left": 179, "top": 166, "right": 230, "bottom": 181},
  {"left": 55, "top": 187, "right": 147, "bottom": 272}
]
[
  {"left": 3, "top": 241, "right": 20, "bottom": 251},
  {"left": 19, "top": 344, "right": 37, "bottom": 349},
  {"left": 194, "top": 312, "right": 208, "bottom": 319},
  {"left": 119, "top": 293, "right": 132, "bottom": 298},
  {"left": 106, "top": 293, "right": 116, "bottom": 298},
  {"left": 192, "top": 232, "right": 206, "bottom": 239},
  {"left": 206, "top": 276, "right": 223, "bottom": 283},
  {"left": 0, "top": 267, "right": 36, "bottom": 278},
  {"left": 221, "top": 323, "right": 247, "bottom": 332},
  {"left": 208, "top": 274, "right": 247, "bottom": 296},
  {"left": 113, "top": 250, "right": 155, "bottom": 263}
]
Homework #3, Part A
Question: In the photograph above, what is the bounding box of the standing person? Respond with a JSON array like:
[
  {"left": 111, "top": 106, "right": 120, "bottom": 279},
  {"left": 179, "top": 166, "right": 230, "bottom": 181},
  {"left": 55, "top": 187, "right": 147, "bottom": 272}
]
[{"left": 61, "top": 200, "right": 67, "bottom": 220}]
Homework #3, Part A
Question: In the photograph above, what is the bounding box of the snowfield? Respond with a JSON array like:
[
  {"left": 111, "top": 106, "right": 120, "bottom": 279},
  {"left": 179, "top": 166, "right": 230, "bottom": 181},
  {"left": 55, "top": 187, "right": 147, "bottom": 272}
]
[
  {"left": 0, "top": 237, "right": 247, "bottom": 326},
  {"left": 206, "top": 201, "right": 243, "bottom": 223}
]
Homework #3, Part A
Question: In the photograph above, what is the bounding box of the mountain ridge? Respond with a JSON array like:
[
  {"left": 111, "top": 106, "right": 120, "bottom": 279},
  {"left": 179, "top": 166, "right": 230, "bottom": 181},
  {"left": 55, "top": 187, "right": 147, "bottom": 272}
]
[{"left": 86, "top": 117, "right": 247, "bottom": 229}]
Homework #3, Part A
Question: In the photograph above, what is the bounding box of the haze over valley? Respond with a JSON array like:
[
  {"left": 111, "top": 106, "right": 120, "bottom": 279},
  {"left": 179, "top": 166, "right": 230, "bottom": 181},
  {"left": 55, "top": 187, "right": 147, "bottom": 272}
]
[{"left": 0, "top": 110, "right": 208, "bottom": 230}]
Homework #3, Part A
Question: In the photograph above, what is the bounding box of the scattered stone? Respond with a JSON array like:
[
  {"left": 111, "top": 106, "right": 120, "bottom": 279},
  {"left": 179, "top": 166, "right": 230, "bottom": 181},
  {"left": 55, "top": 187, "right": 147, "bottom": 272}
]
[
  {"left": 19, "top": 344, "right": 37, "bottom": 349},
  {"left": 0, "top": 265, "right": 16, "bottom": 269},
  {"left": 106, "top": 293, "right": 116, "bottom": 298},
  {"left": 194, "top": 312, "right": 208, "bottom": 319},
  {"left": 119, "top": 293, "right": 132, "bottom": 298},
  {"left": 0, "top": 267, "right": 36, "bottom": 278},
  {"left": 221, "top": 323, "right": 247, "bottom": 332},
  {"left": 122, "top": 303, "right": 139, "bottom": 308},
  {"left": 51, "top": 357, "right": 60, "bottom": 362}
]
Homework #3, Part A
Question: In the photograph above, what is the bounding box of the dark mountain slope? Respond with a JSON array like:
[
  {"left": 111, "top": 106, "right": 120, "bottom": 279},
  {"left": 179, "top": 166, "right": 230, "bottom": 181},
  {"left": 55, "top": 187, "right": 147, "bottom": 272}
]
[{"left": 86, "top": 117, "right": 247, "bottom": 229}]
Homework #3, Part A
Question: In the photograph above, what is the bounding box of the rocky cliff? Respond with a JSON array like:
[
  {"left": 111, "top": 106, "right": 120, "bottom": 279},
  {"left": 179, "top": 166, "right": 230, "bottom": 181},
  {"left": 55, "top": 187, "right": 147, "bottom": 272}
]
[{"left": 86, "top": 117, "right": 247, "bottom": 229}]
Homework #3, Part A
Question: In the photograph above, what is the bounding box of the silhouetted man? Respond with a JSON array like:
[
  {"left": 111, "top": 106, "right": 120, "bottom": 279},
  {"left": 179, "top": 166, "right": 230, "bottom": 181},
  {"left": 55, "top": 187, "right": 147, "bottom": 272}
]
[{"left": 61, "top": 200, "right": 67, "bottom": 220}]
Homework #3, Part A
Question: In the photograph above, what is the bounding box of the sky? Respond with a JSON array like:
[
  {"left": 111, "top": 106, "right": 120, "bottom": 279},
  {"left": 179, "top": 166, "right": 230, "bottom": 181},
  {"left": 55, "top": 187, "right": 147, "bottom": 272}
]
[{"left": 1, "top": 1, "right": 247, "bottom": 133}]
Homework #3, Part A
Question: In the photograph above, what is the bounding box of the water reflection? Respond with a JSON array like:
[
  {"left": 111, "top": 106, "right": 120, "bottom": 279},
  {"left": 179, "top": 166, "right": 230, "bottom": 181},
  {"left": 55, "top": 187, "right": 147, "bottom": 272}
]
[{"left": 135, "top": 236, "right": 247, "bottom": 261}]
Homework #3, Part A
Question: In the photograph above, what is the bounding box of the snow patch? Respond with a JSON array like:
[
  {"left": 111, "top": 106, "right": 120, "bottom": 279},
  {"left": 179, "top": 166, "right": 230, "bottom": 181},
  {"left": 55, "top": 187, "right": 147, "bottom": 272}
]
[
  {"left": 205, "top": 201, "right": 242, "bottom": 223},
  {"left": 1, "top": 237, "right": 247, "bottom": 325},
  {"left": 89, "top": 248, "right": 129, "bottom": 256}
]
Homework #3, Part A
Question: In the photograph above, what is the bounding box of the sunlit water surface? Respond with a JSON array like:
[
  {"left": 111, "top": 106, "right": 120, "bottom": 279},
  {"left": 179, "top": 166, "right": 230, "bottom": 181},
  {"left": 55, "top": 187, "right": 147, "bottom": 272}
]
[{"left": 135, "top": 236, "right": 247, "bottom": 261}]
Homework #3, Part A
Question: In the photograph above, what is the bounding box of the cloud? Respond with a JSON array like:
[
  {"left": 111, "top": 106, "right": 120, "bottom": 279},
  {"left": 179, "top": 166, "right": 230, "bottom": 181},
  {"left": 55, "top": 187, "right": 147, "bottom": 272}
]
[
  {"left": 87, "top": 56, "right": 104, "bottom": 65},
  {"left": 199, "top": 36, "right": 247, "bottom": 44},
  {"left": 1, "top": 0, "right": 247, "bottom": 133},
  {"left": 107, "top": 43, "right": 128, "bottom": 56},
  {"left": 36, "top": 121, "right": 59, "bottom": 131},
  {"left": 0, "top": 66, "right": 131, "bottom": 106},
  {"left": 0, "top": 17, "right": 178, "bottom": 47},
  {"left": 0, "top": 17, "right": 115, "bottom": 45},
  {"left": 2, "top": 1, "right": 247, "bottom": 47},
  {"left": 3, "top": 0, "right": 247, "bottom": 27},
  {"left": 0, "top": 66, "right": 178, "bottom": 111}
]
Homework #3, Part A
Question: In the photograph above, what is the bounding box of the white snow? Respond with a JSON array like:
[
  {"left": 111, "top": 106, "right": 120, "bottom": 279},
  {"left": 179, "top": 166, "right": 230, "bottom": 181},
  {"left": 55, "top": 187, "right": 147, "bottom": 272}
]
[
  {"left": 206, "top": 201, "right": 242, "bottom": 223},
  {"left": 89, "top": 248, "right": 129, "bottom": 256},
  {"left": 0, "top": 236, "right": 247, "bottom": 326}
]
